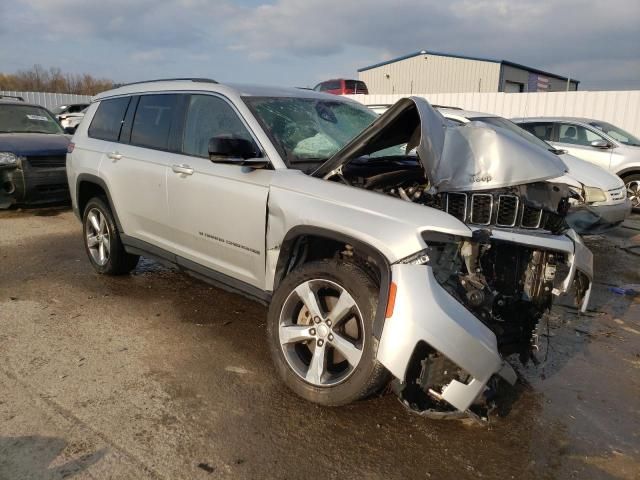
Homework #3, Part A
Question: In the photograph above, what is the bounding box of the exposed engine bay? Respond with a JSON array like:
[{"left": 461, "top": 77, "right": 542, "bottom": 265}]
[{"left": 313, "top": 97, "right": 592, "bottom": 420}]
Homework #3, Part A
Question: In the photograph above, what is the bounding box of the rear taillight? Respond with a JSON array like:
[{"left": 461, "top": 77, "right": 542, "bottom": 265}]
[{"left": 67, "top": 142, "right": 75, "bottom": 153}]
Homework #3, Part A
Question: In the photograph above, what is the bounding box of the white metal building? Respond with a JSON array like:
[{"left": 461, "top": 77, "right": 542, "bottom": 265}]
[{"left": 358, "top": 50, "right": 579, "bottom": 95}]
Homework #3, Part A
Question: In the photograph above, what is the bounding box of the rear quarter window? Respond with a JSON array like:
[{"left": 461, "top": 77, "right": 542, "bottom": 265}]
[
  {"left": 130, "top": 94, "right": 178, "bottom": 150},
  {"left": 345, "top": 80, "right": 368, "bottom": 94},
  {"left": 88, "top": 97, "right": 131, "bottom": 141}
]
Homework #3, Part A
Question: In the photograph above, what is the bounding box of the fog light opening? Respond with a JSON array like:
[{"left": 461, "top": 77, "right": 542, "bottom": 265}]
[{"left": 3, "top": 181, "right": 15, "bottom": 194}]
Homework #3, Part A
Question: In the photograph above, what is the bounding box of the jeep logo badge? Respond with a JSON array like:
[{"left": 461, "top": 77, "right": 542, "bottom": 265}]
[{"left": 470, "top": 173, "right": 492, "bottom": 183}]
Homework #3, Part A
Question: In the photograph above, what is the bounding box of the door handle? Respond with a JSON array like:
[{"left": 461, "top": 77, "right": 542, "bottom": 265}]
[
  {"left": 107, "top": 151, "right": 123, "bottom": 160},
  {"left": 171, "top": 164, "right": 194, "bottom": 175}
]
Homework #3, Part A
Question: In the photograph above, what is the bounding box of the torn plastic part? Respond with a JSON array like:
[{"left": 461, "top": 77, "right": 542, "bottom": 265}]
[
  {"left": 313, "top": 97, "right": 568, "bottom": 192},
  {"left": 392, "top": 345, "right": 517, "bottom": 423},
  {"left": 565, "top": 201, "right": 631, "bottom": 234}
]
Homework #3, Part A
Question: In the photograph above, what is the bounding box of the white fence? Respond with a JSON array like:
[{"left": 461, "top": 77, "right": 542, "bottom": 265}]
[
  {"left": 0, "top": 90, "right": 92, "bottom": 111},
  {"left": 347, "top": 90, "right": 640, "bottom": 137}
]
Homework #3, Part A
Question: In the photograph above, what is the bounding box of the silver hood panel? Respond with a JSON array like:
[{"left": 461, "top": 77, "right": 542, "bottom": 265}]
[{"left": 314, "top": 97, "right": 568, "bottom": 191}]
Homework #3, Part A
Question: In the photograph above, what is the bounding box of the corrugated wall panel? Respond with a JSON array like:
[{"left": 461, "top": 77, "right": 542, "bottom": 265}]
[
  {"left": 346, "top": 90, "right": 640, "bottom": 136},
  {"left": 358, "top": 55, "right": 501, "bottom": 95},
  {"left": 0, "top": 90, "right": 92, "bottom": 110}
]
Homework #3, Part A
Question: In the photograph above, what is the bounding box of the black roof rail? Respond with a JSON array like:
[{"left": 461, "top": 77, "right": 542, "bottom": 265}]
[
  {"left": 121, "top": 78, "right": 218, "bottom": 87},
  {"left": 0, "top": 94, "right": 25, "bottom": 101}
]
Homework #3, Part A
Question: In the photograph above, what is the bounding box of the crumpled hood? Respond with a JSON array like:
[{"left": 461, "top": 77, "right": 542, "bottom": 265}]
[
  {"left": 0, "top": 133, "right": 69, "bottom": 157},
  {"left": 314, "top": 97, "right": 568, "bottom": 192}
]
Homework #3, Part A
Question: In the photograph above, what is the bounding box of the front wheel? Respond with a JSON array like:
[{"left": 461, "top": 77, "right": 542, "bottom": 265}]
[
  {"left": 623, "top": 173, "right": 640, "bottom": 210},
  {"left": 267, "top": 259, "right": 389, "bottom": 406}
]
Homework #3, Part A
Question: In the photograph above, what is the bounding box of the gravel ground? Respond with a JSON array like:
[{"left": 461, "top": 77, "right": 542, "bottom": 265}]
[{"left": 1, "top": 207, "right": 639, "bottom": 480}]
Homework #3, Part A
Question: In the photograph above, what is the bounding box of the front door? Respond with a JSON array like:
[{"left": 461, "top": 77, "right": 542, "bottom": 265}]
[
  {"left": 553, "top": 122, "right": 613, "bottom": 171},
  {"left": 165, "top": 93, "right": 272, "bottom": 288}
]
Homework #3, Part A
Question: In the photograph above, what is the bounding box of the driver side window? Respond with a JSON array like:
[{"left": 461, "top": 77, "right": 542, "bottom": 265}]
[
  {"left": 557, "top": 123, "right": 605, "bottom": 146},
  {"left": 182, "top": 95, "right": 253, "bottom": 158}
]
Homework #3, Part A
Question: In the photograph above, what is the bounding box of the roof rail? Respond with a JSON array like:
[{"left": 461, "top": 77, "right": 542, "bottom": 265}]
[
  {"left": 0, "top": 94, "right": 25, "bottom": 101},
  {"left": 121, "top": 78, "right": 218, "bottom": 87},
  {"left": 433, "top": 104, "right": 462, "bottom": 110}
]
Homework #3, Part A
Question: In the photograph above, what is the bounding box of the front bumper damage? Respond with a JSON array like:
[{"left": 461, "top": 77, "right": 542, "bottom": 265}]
[
  {"left": 0, "top": 159, "right": 69, "bottom": 209},
  {"left": 376, "top": 229, "right": 593, "bottom": 420},
  {"left": 566, "top": 198, "right": 632, "bottom": 234}
]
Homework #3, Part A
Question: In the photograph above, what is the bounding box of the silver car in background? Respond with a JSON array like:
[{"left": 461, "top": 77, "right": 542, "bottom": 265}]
[
  {"left": 514, "top": 117, "right": 640, "bottom": 209},
  {"left": 441, "top": 109, "right": 631, "bottom": 233}
]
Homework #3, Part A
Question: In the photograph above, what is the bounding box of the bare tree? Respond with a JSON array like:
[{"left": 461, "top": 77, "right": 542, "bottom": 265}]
[{"left": 0, "top": 65, "right": 114, "bottom": 95}]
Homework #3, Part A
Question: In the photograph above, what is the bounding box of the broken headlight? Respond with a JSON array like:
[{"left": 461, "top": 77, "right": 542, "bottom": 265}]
[
  {"left": 583, "top": 186, "right": 607, "bottom": 204},
  {"left": 0, "top": 152, "right": 18, "bottom": 167}
]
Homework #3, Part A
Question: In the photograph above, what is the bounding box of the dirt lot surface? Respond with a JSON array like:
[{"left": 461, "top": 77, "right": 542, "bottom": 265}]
[{"left": 1, "top": 208, "right": 639, "bottom": 480}]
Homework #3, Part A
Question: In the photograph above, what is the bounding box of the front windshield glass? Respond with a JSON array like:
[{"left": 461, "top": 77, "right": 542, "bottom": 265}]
[
  {"left": 0, "top": 105, "right": 63, "bottom": 134},
  {"left": 588, "top": 121, "right": 640, "bottom": 146},
  {"left": 471, "top": 116, "right": 555, "bottom": 151},
  {"left": 243, "top": 96, "right": 378, "bottom": 165}
]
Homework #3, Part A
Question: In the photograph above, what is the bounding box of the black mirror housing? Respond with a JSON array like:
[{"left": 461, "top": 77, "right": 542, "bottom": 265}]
[
  {"left": 209, "top": 136, "right": 258, "bottom": 160},
  {"left": 208, "top": 136, "right": 268, "bottom": 169},
  {"left": 63, "top": 126, "right": 76, "bottom": 135}
]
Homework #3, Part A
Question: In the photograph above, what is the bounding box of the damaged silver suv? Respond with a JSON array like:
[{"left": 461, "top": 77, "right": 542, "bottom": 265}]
[{"left": 67, "top": 79, "right": 593, "bottom": 420}]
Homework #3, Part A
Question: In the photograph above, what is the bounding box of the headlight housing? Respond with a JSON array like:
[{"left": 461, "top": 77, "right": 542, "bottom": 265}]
[
  {"left": 0, "top": 152, "right": 18, "bottom": 167},
  {"left": 584, "top": 186, "right": 607, "bottom": 203}
]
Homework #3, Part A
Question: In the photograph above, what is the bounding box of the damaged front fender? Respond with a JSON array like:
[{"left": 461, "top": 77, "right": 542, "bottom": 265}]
[{"left": 377, "top": 229, "right": 592, "bottom": 419}]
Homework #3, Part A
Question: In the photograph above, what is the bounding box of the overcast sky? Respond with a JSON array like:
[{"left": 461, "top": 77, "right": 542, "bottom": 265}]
[{"left": 1, "top": 0, "right": 639, "bottom": 90}]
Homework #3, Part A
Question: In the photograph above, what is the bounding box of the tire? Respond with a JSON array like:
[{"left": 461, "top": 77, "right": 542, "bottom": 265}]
[
  {"left": 82, "top": 196, "right": 139, "bottom": 275},
  {"left": 267, "top": 259, "right": 389, "bottom": 406},
  {"left": 623, "top": 173, "right": 640, "bottom": 211}
]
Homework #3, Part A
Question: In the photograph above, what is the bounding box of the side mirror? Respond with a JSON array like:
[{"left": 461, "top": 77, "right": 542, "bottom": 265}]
[
  {"left": 208, "top": 136, "right": 269, "bottom": 168},
  {"left": 590, "top": 139, "right": 611, "bottom": 149},
  {"left": 63, "top": 126, "right": 76, "bottom": 135}
]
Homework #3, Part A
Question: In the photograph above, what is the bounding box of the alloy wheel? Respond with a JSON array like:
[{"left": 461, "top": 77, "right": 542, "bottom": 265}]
[
  {"left": 85, "top": 208, "right": 111, "bottom": 266},
  {"left": 626, "top": 180, "right": 640, "bottom": 208},
  {"left": 278, "top": 279, "right": 364, "bottom": 387}
]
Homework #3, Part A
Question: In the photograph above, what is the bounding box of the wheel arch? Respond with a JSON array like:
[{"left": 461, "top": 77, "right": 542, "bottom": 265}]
[
  {"left": 617, "top": 166, "right": 640, "bottom": 179},
  {"left": 272, "top": 225, "right": 392, "bottom": 339},
  {"left": 76, "top": 174, "right": 124, "bottom": 233}
]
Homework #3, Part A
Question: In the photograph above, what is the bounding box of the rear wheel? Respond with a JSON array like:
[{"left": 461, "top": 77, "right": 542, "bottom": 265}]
[
  {"left": 82, "top": 197, "right": 139, "bottom": 275},
  {"left": 623, "top": 173, "right": 640, "bottom": 210},
  {"left": 268, "top": 259, "right": 389, "bottom": 406}
]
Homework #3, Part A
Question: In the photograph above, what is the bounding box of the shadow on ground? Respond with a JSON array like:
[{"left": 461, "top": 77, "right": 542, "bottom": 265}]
[{"left": 0, "top": 436, "right": 105, "bottom": 479}]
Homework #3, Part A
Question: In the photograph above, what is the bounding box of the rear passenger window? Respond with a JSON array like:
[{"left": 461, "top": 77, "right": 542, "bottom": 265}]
[
  {"left": 182, "top": 95, "right": 254, "bottom": 158},
  {"left": 88, "top": 97, "right": 130, "bottom": 141},
  {"left": 130, "top": 94, "right": 178, "bottom": 150},
  {"left": 557, "top": 124, "right": 604, "bottom": 146},
  {"left": 520, "top": 122, "right": 554, "bottom": 141}
]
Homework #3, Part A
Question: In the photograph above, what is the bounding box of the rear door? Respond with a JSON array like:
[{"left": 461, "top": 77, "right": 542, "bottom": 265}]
[
  {"left": 553, "top": 122, "right": 613, "bottom": 170},
  {"left": 165, "top": 93, "right": 272, "bottom": 288},
  {"left": 97, "top": 94, "right": 180, "bottom": 248}
]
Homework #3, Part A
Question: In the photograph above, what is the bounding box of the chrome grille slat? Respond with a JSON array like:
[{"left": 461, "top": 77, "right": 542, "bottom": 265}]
[
  {"left": 470, "top": 194, "right": 493, "bottom": 225},
  {"left": 444, "top": 192, "right": 546, "bottom": 230},
  {"left": 496, "top": 195, "right": 519, "bottom": 227},
  {"left": 521, "top": 206, "right": 543, "bottom": 229},
  {"left": 445, "top": 192, "right": 467, "bottom": 222}
]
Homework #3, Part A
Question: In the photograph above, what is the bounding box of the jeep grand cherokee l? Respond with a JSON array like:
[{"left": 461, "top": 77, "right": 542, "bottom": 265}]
[{"left": 67, "top": 79, "right": 593, "bottom": 420}]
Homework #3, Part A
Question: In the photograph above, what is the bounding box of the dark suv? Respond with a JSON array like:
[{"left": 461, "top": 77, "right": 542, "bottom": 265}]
[{"left": 0, "top": 100, "right": 70, "bottom": 208}]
